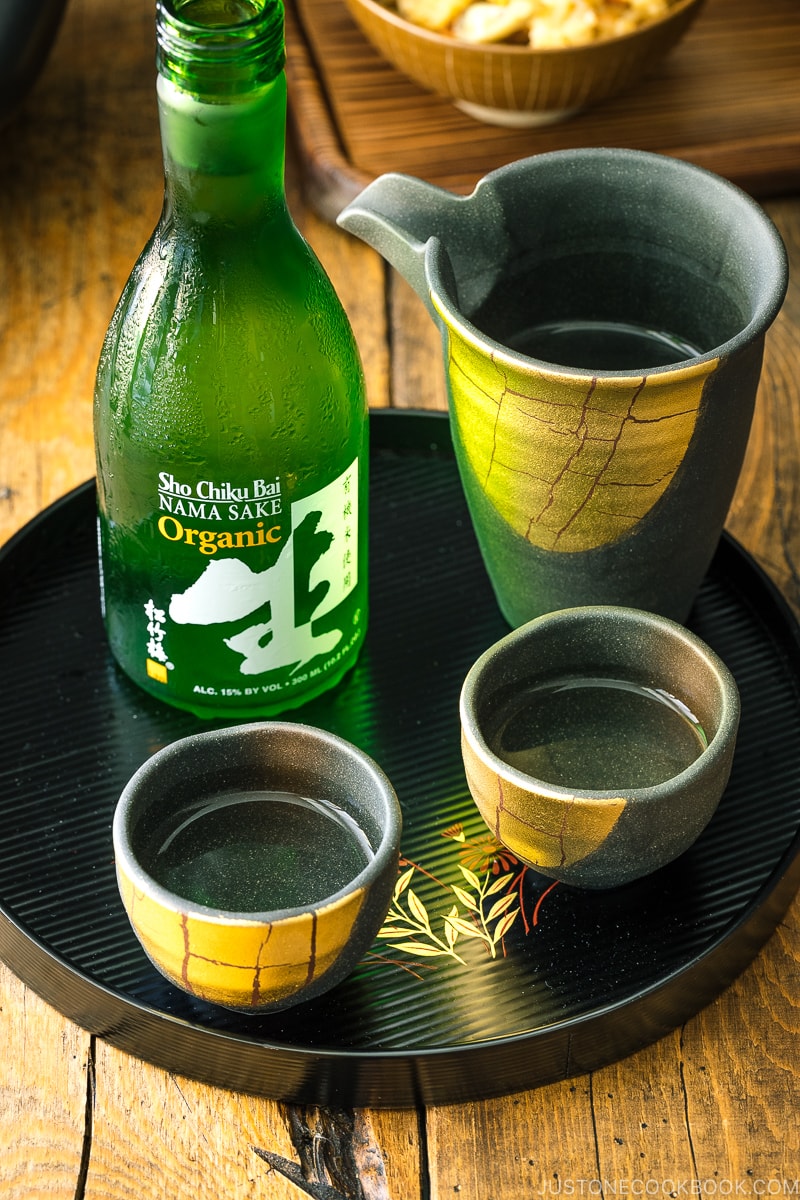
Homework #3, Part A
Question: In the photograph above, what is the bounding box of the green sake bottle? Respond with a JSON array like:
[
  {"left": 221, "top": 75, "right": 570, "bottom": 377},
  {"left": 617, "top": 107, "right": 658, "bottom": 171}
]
[{"left": 94, "top": 0, "right": 368, "bottom": 718}]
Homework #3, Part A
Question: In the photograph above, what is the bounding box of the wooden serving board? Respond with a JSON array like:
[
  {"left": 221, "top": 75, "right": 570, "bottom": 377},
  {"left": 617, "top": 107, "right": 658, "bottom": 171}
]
[{"left": 284, "top": 0, "right": 800, "bottom": 221}]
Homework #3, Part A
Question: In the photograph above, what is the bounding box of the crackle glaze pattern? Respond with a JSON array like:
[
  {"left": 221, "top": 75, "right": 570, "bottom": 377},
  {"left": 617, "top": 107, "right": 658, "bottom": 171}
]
[
  {"left": 118, "top": 864, "right": 367, "bottom": 1010},
  {"left": 461, "top": 731, "right": 626, "bottom": 872},
  {"left": 441, "top": 321, "right": 719, "bottom": 553}
]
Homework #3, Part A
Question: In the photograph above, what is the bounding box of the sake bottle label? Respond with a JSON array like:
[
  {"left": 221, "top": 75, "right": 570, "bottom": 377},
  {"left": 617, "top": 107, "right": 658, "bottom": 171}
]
[{"left": 102, "top": 456, "right": 363, "bottom": 709}]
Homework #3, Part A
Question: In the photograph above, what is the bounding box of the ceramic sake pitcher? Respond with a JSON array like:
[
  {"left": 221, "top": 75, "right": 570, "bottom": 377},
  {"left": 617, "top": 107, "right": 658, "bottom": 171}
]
[{"left": 338, "top": 149, "right": 788, "bottom": 626}]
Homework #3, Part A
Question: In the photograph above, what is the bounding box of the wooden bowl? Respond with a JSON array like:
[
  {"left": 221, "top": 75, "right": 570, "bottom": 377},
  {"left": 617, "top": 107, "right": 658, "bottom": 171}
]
[{"left": 341, "top": 0, "right": 705, "bottom": 126}]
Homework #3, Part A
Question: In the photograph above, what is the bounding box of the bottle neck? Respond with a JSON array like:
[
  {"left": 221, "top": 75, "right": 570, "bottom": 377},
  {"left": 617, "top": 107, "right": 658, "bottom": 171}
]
[
  {"left": 155, "top": 0, "right": 288, "bottom": 226},
  {"left": 157, "top": 71, "right": 288, "bottom": 225}
]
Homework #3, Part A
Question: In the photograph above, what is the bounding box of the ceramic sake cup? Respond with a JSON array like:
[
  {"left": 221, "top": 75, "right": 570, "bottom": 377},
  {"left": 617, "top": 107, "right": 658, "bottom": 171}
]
[
  {"left": 113, "top": 721, "right": 402, "bottom": 1012},
  {"left": 460, "top": 606, "right": 740, "bottom": 889}
]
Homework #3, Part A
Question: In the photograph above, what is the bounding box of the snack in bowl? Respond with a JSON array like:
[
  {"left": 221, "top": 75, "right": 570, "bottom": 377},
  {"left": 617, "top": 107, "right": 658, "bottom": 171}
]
[
  {"left": 395, "top": 0, "right": 676, "bottom": 47},
  {"left": 342, "top": 0, "right": 704, "bottom": 126}
]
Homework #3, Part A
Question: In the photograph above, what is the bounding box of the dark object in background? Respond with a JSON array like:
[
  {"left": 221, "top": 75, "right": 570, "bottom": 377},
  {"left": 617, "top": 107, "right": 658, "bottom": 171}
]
[{"left": 0, "top": 0, "right": 69, "bottom": 122}]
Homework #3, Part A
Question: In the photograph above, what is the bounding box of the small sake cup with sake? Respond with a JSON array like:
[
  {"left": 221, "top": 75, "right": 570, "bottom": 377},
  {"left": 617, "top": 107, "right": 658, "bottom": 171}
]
[
  {"left": 460, "top": 607, "right": 740, "bottom": 889},
  {"left": 113, "top": 722, "right": 402, "bottom": 1011}
]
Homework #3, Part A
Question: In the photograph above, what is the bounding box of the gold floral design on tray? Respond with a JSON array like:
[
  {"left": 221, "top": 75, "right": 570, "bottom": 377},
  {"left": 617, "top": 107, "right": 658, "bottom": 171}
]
[{"left": 373, "top": 823, "right": 558, "bottom": 971}]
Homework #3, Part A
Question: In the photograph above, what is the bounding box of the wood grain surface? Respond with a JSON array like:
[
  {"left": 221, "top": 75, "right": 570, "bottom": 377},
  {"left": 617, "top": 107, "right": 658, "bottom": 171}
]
[
  {"left": 0, "top": 0, "right": 798, "bottom": 1196},
  {"left": 285, "top": 0, "right": 800, "bottom": 221}
]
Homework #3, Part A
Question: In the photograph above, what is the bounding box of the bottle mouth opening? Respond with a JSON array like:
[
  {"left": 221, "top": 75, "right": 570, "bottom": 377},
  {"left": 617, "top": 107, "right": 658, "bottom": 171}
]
[
  {"left": 166, "top": 0, "right": 270, "bottom": 28},
  {"left": 157, "top": 0, "right": 285, "bottom": 95}
]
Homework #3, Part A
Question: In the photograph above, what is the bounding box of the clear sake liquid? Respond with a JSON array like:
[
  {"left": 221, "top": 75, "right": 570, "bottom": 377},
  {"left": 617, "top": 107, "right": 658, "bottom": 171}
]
[
  {"left": 147, "top": 789, "right": 373, "bottom": 911},
  {"left": 488, "top": 676, "right": 708, "bottom": 791},
  {"left": 505, "top": 318, "right": 703, "bottom": 371}
]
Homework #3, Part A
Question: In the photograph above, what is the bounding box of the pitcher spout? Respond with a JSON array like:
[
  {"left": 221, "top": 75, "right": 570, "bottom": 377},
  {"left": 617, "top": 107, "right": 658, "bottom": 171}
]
[{"left": 337, "top": 172, "right": 509, "bottom": 321}]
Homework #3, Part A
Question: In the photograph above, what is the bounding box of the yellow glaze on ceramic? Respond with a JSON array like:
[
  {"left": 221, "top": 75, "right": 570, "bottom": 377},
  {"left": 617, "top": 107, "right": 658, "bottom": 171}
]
[
  {"left": 117, "top": 866, "right": 367, "bottom": 1009},
  {"left": 462, "top": 734, "right": 627, "bottom": 870},
  {"left": 442, "top": 320, "right": 719, "bottom": 553}
]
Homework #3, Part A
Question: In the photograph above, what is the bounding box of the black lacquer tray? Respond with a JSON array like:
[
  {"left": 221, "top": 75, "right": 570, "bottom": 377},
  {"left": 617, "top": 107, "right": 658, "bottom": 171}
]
[{"left": 1, "top": 410, "right": 800, "bottom": 1108}]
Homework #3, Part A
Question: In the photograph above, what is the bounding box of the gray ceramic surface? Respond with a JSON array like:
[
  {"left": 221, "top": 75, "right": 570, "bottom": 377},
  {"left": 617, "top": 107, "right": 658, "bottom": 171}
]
[
  {"left": 339, "top": 149, "right": 788, "bottom": 627},
  {"left": 460, "top": 606, "right": 741, "bottom": 888}
]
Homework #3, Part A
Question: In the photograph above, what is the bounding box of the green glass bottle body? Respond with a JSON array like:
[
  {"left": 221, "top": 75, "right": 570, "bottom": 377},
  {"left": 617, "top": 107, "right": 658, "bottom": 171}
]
[{"left": 94, "top": 0, "right": 368, "bottom": 719}]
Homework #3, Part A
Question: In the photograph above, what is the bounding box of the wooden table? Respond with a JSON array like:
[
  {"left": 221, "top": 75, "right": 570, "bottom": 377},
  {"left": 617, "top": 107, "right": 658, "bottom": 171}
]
[{"left": 1, "top": 0, "right": 798, "bottom": 1195}]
